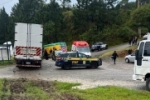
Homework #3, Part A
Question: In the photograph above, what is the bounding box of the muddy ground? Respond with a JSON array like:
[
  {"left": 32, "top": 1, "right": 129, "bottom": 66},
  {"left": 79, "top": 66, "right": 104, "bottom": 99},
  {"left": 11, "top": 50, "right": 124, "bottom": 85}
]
[{"left": 1, "top": 78, "right": 83, "bottom": 100}]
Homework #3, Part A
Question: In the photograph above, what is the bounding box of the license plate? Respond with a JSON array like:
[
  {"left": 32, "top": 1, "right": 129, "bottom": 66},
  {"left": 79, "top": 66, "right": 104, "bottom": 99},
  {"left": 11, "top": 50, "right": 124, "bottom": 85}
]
[{"left": 26, "top": 62, "right": 31, "bottom": 64}]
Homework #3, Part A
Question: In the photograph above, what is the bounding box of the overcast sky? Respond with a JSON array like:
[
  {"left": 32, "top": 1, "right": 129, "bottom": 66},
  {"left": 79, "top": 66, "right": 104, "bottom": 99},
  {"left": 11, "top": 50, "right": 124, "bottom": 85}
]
[{"left": 0, "top": 0, "right": 136, "bottom": 15}]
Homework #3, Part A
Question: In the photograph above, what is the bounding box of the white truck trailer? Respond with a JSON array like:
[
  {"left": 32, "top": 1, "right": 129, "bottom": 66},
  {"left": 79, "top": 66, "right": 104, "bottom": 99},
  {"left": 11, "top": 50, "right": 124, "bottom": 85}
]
[
  {"left": 14, "top": 23, "right": 43, "bottom": 68},
  {"left": 133, "top": 39, "right": 150, "bottom": 91}
]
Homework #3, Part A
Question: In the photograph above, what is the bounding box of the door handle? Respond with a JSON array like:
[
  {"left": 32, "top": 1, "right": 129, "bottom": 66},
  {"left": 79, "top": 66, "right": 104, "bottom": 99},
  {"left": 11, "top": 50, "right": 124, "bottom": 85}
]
[{"left": 143, "top": 59, "right": 148, "bottom": 61}]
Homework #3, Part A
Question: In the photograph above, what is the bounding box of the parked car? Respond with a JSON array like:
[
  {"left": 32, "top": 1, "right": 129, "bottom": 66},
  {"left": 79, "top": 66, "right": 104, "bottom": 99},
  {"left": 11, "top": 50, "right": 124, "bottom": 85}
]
[
  {"left": 125, "top": 53, "right": 135, "bottom": 63},
  {"left": 91, "top": 42, "right": 108, "bottom": 52},
  {"left": 52, "top": 50, "right": 63, "bottom": 61},
  {"left": 55, "top": 52, "right": 102, "bottom": 70}
]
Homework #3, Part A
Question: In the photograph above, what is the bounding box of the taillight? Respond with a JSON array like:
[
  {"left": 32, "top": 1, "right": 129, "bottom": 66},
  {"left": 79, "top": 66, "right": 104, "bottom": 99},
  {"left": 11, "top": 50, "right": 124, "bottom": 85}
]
[{"left": 56, "top": 57, "right": 63, "bottom": 61}]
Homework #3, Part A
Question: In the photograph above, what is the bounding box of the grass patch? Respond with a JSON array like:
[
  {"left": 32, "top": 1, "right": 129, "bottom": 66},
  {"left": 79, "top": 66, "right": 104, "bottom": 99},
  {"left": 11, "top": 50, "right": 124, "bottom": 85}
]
[
  {"left": 0, "top": 60, "right": 14, "bottom": 66},
  {"left": 100, "top": 45, "right": 137, "bottom": 59},
  {"left": 0, "top": 56, "right": 14, "bottom": 66},
  {"left": 0, "top": 78, "right": 149, "bottom": 100}
]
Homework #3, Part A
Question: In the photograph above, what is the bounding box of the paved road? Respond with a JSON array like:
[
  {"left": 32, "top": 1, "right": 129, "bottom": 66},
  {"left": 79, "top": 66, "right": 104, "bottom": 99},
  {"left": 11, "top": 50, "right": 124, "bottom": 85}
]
[
  {"left": 0, "top": 43, "right": 146, "bottom": 91},
  {"left": 92, "top": 43, "right": 129, "bottom": 57}
]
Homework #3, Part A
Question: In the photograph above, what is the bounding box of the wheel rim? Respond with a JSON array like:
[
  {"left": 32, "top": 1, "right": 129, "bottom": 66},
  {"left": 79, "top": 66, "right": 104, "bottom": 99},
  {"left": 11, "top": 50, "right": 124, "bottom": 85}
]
[{"left": 125, "top": 59, "right": 129, "bottom": 63}]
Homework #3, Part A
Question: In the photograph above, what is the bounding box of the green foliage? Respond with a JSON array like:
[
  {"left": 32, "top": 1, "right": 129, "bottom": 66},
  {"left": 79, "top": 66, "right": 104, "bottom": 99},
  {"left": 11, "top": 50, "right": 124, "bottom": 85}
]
[
  {"left": 54, "top": 81, "right": 81, "bottom": 90},
  {"left": 0, "top": 8, "right": 9, "bottom": 44},
  {"left": 0, "top": 60, "right": 14, "bottom": 66},
  {"left": 0, "top": 0, "right": 140, "bottom": 47},
  {"left": 78, "top": 86, "right": 150, "bottom": 100},
  {"left": 118, "top": 26, "right": 137, "bottom": 41},
  {"left": 130, "top": 4, "right": 150, "bottom": 31}
]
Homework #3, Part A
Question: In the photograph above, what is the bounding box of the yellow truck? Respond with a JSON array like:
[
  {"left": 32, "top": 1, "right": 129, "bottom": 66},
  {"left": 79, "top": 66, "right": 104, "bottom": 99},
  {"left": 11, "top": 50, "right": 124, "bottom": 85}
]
[{"left": 43, "top": 42, "right": 67, "bottom": 59}]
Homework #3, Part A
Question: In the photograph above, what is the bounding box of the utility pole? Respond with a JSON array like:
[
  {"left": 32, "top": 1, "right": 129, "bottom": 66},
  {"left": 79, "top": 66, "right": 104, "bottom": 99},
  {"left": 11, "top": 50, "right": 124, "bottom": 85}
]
[{"left": 137, "top": 0, "right": 141, "bottom": 38}]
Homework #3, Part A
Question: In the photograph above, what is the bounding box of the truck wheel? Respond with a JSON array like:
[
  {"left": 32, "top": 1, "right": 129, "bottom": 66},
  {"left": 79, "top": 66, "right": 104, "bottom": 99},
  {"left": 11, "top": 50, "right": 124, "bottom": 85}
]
[
  {"left": 52, "top": 56, "right": 56, "bottom": 61},
  {"left": 90, "top": 62, "right": 98, "bottom": 68},
  {"left": 98, "top": 47, "right": 101, "bottom": 51},
  {"left": 63, "top": 63, "right": 71, "bottom": 70},
  {"left": 146, "top": 78, "right": 150, "bottom": 91}
]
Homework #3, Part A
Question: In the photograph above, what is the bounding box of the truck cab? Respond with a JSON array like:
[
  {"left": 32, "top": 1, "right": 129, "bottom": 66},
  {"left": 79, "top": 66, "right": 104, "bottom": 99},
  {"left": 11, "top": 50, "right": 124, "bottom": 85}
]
[
  {"left": 71, "top": 41, "right": 91, "bottom": 56},
  {"left": 133, "top": 40, "right": 150, "bottom": 91}
]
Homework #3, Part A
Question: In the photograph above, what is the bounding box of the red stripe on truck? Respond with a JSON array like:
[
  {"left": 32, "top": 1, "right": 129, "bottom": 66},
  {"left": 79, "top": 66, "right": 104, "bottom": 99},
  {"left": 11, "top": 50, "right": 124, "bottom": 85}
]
[{"left": 16, "top": 46, "right": 41, "bottom": 56}]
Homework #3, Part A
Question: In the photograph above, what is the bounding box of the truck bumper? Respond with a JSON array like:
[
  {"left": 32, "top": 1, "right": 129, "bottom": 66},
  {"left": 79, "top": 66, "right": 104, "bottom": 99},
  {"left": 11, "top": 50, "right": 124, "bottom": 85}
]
[
  {"left": 15, "top": 59, "right": 42, "bottom": 67},
  {"left": 132, "top": 74, "right": 145, "bottom": 81}
]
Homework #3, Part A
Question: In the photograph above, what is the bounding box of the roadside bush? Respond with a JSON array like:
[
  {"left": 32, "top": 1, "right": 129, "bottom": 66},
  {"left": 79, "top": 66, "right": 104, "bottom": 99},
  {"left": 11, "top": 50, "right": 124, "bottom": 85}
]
[
  {"left": 97, "top": 25, "right": 124, "bottom": 46},
  {"left": 117, "top": 26, "right": 136, "bottom": 42}
]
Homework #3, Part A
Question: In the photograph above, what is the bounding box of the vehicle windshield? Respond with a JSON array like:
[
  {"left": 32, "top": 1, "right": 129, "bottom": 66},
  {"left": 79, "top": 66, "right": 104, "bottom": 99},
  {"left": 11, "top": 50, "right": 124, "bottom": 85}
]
[
  {"left": 59, "top": 42, "right": 67, "bottom": 47},
  {"left": 77, "top": 47, "right": 90, "bottom": 52},
  {"left": 95, "top": 42, "right": 102, "bottom": 45},
  {"left": 55, "top": 50, "right": 63, "bottom": 55}
]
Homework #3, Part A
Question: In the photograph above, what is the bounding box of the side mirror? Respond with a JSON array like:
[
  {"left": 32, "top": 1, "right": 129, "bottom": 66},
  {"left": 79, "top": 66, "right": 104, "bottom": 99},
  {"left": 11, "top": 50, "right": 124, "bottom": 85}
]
[{"left": 135, "top": 50, "right": 139, "bottom": 60}]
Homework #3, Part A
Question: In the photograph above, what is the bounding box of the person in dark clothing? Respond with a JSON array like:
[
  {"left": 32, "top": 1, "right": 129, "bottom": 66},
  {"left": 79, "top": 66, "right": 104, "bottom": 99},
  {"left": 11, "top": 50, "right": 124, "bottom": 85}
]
[
  {"left": 128, "top": 37, "right": 132, "bottom": 46},
  {"left": 128, "top": 49, "right": 132, "bottom": 55},
  {"left": 112, "top": 51, "right": 118, "bottom": 64},
  {"left": 44, "top": 50, "right": 48, "bottom": 60}
]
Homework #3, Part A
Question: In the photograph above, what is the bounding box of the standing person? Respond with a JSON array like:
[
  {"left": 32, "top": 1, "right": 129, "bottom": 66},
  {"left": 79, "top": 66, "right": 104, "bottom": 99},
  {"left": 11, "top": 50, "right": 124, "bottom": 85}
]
[
  {"left": 112, "top": 51, "right": 118, "bottom": 64},
  {"left": 134, "top": 36, "right": 138, "bottom": 45},
  {"left": 128, "top": 37, "right": 132, "bottom": 46}
]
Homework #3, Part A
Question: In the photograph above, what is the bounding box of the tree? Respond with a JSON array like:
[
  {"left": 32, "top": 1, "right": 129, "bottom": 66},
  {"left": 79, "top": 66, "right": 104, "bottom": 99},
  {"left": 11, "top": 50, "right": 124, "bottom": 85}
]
[
  {"left": 11, "top": 0, "right": 44, "bottom": 23},
  {"left": 130, "top": 4, "right": 150, "bottom": 32},
  {"left": 0, "top": 7, "right": 9, "bottom": 44}
]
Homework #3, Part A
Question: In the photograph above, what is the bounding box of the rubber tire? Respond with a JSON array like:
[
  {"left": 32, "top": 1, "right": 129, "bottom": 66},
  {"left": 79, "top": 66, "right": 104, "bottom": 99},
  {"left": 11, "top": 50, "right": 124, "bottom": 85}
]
[
  {"left": 86, "top": 66, "right": 92, "bottom": 69},
  {"left": 146, "top": 78, "right": 150, "bottom": 91},
  {"left": 90, "top": 62, "right": 98, "bottom": 68},
  {"left": 125, "top": 58, "right": 130, "bottom": 63},
  {"left": 98, "top": 47, "right": 101, "bottom": 51},
  {"left": 52, "top": 56, "right": 56, "bottom": 61},
  {"left": 63, "top": 63, "right": 71, "bottom": 70},
  {"left": 91, "top": 50, "right": 94, "bottom": 52}
]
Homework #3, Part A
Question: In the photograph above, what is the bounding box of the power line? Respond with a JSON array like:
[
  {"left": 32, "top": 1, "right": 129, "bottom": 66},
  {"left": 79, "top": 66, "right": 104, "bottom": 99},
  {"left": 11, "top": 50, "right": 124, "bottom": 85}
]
[{"left": 0, "top": 0, "right": 13, "bottom": 6}]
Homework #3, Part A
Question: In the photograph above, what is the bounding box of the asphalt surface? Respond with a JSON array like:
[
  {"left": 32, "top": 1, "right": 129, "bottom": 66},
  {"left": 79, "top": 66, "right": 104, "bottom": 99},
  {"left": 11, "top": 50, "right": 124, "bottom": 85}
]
[{"left": 0, "top": 43, "right": 147, "bottom": 91}]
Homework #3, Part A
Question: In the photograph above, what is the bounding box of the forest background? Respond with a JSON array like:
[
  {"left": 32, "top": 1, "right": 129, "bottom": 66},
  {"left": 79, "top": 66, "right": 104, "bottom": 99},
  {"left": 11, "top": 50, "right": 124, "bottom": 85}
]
[{"left": 0, "top": 0, "right": 150, "bottom": 48}]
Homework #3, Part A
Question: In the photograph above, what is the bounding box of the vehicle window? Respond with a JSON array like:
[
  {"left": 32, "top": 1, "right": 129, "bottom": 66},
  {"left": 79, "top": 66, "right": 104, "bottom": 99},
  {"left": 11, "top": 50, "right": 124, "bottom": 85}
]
[
  {"left": 95, "top": 43, "right": 99, "bottom": 45},
  {"left": 68, "top": 53, "right": 77, "bottom": 57},
  {"left": 77, "top": 47, "right": 90, "bottom": 52},
  {"left": 144, "top": 42, "right": 150, "bottom": 56},
  {"left": 139, "top": 42, "right": 144, "bottom": 56},
  {"left": 78, "top": 53, "right": 87, "bottom": 58},
  {"left": 59, "top": 53, "right": 68, "bottom": 57}
]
